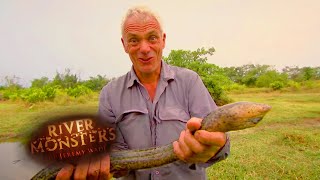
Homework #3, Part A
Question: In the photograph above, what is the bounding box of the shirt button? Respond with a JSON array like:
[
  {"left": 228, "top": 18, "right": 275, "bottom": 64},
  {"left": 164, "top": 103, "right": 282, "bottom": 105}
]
[{"left": 155, "top": 170, "right": 160, "bottom": 175}]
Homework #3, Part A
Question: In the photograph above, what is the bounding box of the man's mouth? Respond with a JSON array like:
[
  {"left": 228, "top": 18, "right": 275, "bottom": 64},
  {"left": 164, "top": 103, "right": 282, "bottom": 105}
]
[{"left": 139, "top": 57, "right": 153, "bottom": 62}]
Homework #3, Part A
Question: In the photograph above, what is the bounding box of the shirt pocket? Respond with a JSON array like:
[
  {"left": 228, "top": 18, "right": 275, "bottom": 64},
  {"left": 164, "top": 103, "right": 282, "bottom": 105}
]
[
  {"left": 115, "top": 109, "right": 148, "bottom": 123},
  {"left": 158, "top": 107, "right": 190, "bottom": 122},
  {"left": 155, "top": 107, "right": 190, "bottom": 145},
  {"left": 115, "top": 109, "right": 152, "bottom": 149}
]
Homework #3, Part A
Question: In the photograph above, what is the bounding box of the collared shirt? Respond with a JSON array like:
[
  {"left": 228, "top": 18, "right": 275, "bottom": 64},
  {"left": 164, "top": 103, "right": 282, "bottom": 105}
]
[{"left": 98, "top": 61, "right": 230, "bottom": 180}]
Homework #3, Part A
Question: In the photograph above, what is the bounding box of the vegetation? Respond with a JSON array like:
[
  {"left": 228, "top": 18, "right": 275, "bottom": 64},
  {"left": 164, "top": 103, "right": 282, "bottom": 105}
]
[
  {"left": 0, "top": 88, "right": 319, "bottom": 179},
  {"left": 207, "top": 90, "right": 320, "bottom": 179},
  {"left": 0, "top": 47, "right": 319, "bottom": 178},
  {"left": 1, "top": 47, "right": 319, "bottom": 105},
  {"left": 0, "top": 69, "right": 110, "bottom": 104},
  {"left": 164, "top": 47, "right": 233, "bottom": 105}
]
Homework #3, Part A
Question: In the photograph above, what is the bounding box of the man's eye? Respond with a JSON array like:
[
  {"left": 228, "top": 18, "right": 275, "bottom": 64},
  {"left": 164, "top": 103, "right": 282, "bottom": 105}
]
[
  {"left": 129, "top": 38, "right": 138, "bottom": 45},
  {"left": 149, "top": 36, "right": 158, "bottom": 42}
]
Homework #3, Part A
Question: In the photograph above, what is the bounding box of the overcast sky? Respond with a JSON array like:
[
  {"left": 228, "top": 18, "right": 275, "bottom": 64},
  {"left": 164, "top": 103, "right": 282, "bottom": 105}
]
[{"left": 1, "top": 0, "right": 319, "bottom": 86}]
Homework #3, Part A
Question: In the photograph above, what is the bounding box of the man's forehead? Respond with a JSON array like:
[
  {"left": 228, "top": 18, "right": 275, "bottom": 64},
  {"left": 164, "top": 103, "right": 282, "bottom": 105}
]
[{"left": 123, "top": 15, "right": 161, "bottom": 35}]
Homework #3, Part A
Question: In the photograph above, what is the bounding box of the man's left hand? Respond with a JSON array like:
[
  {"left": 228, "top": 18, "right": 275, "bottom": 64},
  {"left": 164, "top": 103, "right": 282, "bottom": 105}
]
[{"left": 173, "top": 117, "right": 227, "bottom": 163}]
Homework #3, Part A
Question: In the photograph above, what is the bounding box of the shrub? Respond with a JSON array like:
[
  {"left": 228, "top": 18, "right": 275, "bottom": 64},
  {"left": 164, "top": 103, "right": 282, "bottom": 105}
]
[
  {"left": 225, "top": 83, "right": 246, "bottom": 92},
  {"left": 2, "top": 89, "right": 21, "bottom": 101},
  {"left": 202, "top": 76, "right": 233, "bottom": 106},
  {"left": 17, "top": 86, "right": 58, "bottom": 103},
  {"left": 270, "top": 81, "right": 284, "bottom": 90},
  {"left": 42, "top": 85, "right": 57, "bottom": 100},
  {"left": 256, "top": 70, "right": 288, "bottom": 88},
  {"left": 287, "top": 80, "right": 301, "bottom": 90},
  {"left": 67, "top": 85, "right": 92, "bottom": 98},
  {"left": 20, "top": 88, "right": 47, "bottom": 103}
]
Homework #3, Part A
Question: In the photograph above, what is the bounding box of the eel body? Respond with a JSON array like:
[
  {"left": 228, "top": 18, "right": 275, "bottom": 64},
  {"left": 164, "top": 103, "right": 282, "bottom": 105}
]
[{"left": 31, "top": 101, "right": 271, "bottom": 179}]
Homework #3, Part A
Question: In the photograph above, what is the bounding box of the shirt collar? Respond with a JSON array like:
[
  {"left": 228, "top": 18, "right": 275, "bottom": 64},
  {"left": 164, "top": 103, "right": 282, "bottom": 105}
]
[{"left": 126, "top": 60, "right": 175, "bottom": 88}]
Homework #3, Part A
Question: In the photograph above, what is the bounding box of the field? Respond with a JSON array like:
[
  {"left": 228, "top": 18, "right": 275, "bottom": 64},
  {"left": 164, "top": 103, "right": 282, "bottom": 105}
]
[
  {"left": 208, "top": 90, "right": 320, "bottom": 179},
  {"left": 0, "top": 90, "right": 319, "bottom": 179}
]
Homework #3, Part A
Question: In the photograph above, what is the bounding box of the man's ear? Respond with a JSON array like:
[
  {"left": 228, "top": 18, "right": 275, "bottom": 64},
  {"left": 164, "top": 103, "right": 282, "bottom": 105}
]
[
  {"left": 162, "top": 33, "right": 166, "bottom": 49},
  {"left": 121, "top": 38, "right": 128, "bottom": 53}
]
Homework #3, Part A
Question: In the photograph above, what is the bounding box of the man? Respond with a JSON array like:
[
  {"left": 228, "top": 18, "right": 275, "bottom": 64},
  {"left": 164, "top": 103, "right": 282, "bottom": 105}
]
[{"left": 57, "top": 6, "right": 230, "bottom": 180}]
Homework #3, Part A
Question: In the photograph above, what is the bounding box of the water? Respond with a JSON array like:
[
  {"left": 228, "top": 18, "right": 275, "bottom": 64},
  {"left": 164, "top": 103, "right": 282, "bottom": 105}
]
[{"left": 0, "top": 142, "right": 46, "bottom": 180}]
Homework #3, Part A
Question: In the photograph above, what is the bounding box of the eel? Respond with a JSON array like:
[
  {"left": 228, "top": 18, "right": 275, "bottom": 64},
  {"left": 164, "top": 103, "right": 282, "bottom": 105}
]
[{"left": 31, "top": 101, "right": 271, "bottom": 179}]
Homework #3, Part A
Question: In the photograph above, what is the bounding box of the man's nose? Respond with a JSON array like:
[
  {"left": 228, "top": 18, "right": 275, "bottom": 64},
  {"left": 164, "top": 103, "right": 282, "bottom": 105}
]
[{"left": 139, "top": 40, "right": 151, "bottom": 54}]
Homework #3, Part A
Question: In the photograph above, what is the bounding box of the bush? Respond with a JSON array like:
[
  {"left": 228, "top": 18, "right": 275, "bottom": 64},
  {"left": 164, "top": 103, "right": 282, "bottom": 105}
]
[
  {"left": 3, "top": 86, "right": 59, "bottom": 103},
  {"left": 42, "top": 85, "right": 57, "bottom": 100},
  {"left": 67, "top": 85, "right": 92, "bottom": 98},
  {"left": 287, "top": 80, "right": 301, "bottom": 90},
  {"left": 2, "top": 89, "right": 20, "bottom": 101},
  {"left": 202, "top": 76, "right": 233, "bottom": 106},
  {"left": 20, "top": 88, "right": 47, "bottom": 103},
  {"left": 256, "top": 70, "right": 288, "bottom": 88},
  {"left": 225, "top": 83, "right": 246, "bottom": 92},
  {"left": 270, "top": 81, "right": 284, "bottom": 90}
]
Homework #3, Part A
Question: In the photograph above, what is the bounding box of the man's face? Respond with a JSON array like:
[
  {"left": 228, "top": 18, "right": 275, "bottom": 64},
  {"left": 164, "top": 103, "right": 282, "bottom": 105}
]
[{"left": 121, "top": 15, "right": 166, "bottom": 76}]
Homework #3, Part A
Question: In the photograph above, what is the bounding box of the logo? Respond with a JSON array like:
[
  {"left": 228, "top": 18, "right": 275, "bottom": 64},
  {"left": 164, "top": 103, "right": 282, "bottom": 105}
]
[{"left": 28, "top": 114, "right": 115, "bottom": 163}]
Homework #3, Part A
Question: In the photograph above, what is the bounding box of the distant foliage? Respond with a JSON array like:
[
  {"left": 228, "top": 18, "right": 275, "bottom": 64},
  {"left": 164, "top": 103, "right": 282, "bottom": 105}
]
[
  {"left": 0, "top": 69, "right": 110, "bottom": 103},
  {"left": 1, "top": 47, "right": 320, "bottom": 104},
  {"left": 67, "top": 85, "right": 92, "bottom": 98},
  {"left": 2, "top": 86, "right": 58, "bottom": 103},
  {"left": 282, "top": 66, "right": 320, "bottom": 81},
  {"left": 31, "top": 77, "right": 50, "bottom": 88},
  {"left": 82, "top": 75, "right": 110, "bottom": 91},
  {"left": 52, "top": 69, "right": 79, "bottom": 88},
  {"left": 270, "top": 81, "right": 284, "bottom": 90},
  {"left": 2, "top": 89, "right": 20, "bottom": 101},
  {"left": 224, "top": 64, "right": 320, "bottom": 90},
  {"left": 20, "top": 88, "right": 47, "bottom": 103},
  {"left": 255, "top": 70, "right": 288, "bottom": 88},
  {"left": 2, "top": 75, "right": 22, "bottom": 90},
  {"left": 164, "top": 47, "right": 233, "bottom": 105}
]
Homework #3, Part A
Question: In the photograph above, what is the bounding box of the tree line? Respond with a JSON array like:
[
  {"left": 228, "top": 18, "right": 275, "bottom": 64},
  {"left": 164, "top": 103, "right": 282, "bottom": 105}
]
[
  {"left": 164, "top": 47, "right": 319, "bottom": 105},
  {"left": 1, "top": 47, "right": 319, "bottom": 105}
]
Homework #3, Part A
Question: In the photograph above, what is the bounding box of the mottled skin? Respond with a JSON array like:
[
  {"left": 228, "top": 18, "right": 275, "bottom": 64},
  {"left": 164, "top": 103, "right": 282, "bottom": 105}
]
[{"left": 32, "top": 101, "right": 271, "bottom": 179}]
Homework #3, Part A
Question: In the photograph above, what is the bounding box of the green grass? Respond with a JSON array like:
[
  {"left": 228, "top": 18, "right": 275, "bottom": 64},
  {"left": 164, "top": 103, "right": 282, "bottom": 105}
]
[
  {"left": 0, "top": 100, "right": 99, "bottom": 142},
  {"left": 0, "top": 90, "right": 319, "bottom": 179},
  {"left": 207, "top": 91, "right": 320, "bottom": 179}
]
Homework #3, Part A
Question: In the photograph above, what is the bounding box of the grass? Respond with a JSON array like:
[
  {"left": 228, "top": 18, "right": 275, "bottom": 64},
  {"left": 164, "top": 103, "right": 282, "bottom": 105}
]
[
  {"left": 207, "top": 90, "right": 320, "bottom": 179},
  {"left": 0, "top": 90, "right": 319, "bottom": 179},
  {"left": 0, "top": 100, "right": 99, "bottom": 142}
]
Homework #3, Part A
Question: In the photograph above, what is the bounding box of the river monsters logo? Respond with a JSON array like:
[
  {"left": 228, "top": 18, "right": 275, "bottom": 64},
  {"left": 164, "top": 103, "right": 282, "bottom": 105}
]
[{"left": 28, "top": 115, "right": 115, "bottom": 162}]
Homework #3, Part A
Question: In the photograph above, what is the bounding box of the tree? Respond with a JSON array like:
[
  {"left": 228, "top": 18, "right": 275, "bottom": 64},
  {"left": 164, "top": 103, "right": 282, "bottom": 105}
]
[
  {"left": 255, "top": 70, "right": 288, "bottom": 88},
  {"left": 240, "top": 64, "right": 273, "bottom": 87},
  {"left": 52, "top": 69, "right": 79, "bottom": 88},
  {"left": 302, "top": 67, "right": 315, "bottom": 81},
  {"left": 282, "top": 66, "right": 303, "bottom": 81},
  {"left": 31, "top": 77, "right": 49, "bottom": 88},
  {"left": 3, "top": 75, "right": 22, "bottom": 89},
  {"left": 82, "top": 75, "right": 110, "bottom": 91},
  {"left": 282, "top": 66, "right": 319, "bottom": 82},
  {"left": 164, "top": 47, "right": 215, "bottom": 67},
  {"left": 164, "top": 47, "right": 232, "bottom": 105}
]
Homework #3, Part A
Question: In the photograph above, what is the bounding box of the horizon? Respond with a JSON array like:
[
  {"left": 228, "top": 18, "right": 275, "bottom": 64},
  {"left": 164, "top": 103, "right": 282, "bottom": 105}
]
[{"left": 1, "top": 1, "right": 319, "bottom": 86}]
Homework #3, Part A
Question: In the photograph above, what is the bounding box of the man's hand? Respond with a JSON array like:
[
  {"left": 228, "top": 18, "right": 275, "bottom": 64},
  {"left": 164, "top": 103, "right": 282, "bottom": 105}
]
[
  {"left": 173, "top": 117, "right": 227, "bottom": 163},
  {"left": 56, "top": 154, "right": 112, "bottom": 180}
]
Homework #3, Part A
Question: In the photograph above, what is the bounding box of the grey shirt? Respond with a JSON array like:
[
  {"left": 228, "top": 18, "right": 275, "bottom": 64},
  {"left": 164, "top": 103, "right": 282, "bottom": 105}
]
[{"left": 98, "top": 61, "right": 230, "bottom": 180}]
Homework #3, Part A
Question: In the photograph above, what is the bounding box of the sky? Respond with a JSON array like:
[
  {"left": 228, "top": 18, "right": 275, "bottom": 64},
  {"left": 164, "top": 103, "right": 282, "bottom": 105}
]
[{"left": 0, "top": 0, "right": 319, "bottom": 86}]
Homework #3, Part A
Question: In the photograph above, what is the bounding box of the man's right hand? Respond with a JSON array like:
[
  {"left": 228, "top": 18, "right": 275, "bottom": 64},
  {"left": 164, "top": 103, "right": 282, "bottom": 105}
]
[{"left": 56, "top": 154, "right": 112, "bottom": 180}]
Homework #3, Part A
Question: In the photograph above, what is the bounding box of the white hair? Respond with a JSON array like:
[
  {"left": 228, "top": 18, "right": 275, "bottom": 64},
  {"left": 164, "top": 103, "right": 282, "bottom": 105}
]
[{"left": 121, "top": 6, "right": 164, "bottom": 36}]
